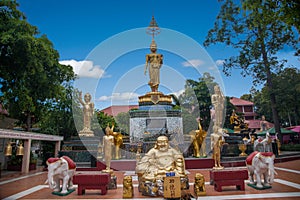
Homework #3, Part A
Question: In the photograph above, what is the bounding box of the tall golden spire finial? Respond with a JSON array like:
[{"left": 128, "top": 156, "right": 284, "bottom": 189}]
[{"left": 146, "top": 16, "right": 160, "bottom": 41}]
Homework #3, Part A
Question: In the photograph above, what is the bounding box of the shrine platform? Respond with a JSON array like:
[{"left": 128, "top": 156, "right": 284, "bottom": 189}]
[
  {"left": 75, "top": 152, "right": 300, "bottom": 171},
  {"left": 0, "top": 158, "right": 300, "bottom": 199},
  {"left": 0, "top": 151, "right": 299, "bottom": 199}
]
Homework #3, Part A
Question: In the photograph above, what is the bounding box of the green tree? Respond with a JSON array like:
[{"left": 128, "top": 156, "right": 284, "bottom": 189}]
[
  {"left": 204, "top": 0, "right": 299, "bottom": 141},
  {"left": 253, "top": 68, "right": 300, "bottom": 126},
  {"left": 240, "top": 94, "right": 253, "bottom": 102},
  {"left": 39, "top": 84, "right": 77, "bottom": 139},
  {"left": 278, "top": 0, "right": 300, "bottom": 35},
  {"left": 0, "top": 0, "right": 75, "bottom": 131},
  {"left": 252, "top": 88, "right": 272, "bottom": 121},
  {"left": 181, "top": 109, "right": 198, "bottom": 134},
  {"left": 115, "top": 112, "right": 130, "bottom": 135},
  {"left": 96, "top": 111, "right": 116, "bottom": 132},
  {"left": 272, "top": 68, "right": 300, "bottom": 126},
  {"left": 179, "top": 72, "right": 217, "bottom": 130}
]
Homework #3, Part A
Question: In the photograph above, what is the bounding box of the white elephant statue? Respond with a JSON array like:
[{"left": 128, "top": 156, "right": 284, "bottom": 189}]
[
  {"left": 246, "top": 151, "right": 277, "bottom": 188},
  {"left": 46, "top": 156, "right": 76, "bottom": 194},
  {"left": 253, "top": 132, "right": 272, "bottom": 152}
]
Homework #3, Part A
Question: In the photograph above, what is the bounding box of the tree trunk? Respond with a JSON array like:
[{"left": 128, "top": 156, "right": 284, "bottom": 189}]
[
  {"left": 268, "top": 88, "right": 282, "bottom": 142},
  {"left": 287, "top": 111, "right": 292, "bottom": 127},
  {"left": 261, "top": 46, "right": 282, "bottom": 143},
  {"left": 26, "top": 112, "right": 31, "bottom": 132}
]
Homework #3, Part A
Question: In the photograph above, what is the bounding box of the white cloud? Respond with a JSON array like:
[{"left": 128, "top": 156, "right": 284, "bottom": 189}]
[
  {"left": 171, "top": 89, "right": 185, "bottom": 98},
  {"left": 215, "top": 59, "right": 225, "bottom": 67},
  {"left": 182, "top": 59, "right": 204, "bottom": 68},
  {"left": 97, "top": 92, "right": 140, "bottom": 102},
  {"left": 59, "top": 59, "right": 106, "bottom": 78}
]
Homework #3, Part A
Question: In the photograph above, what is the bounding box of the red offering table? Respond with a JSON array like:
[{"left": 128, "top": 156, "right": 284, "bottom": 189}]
[
  {"left": 209, "top": 168, "right": 248, "bottom": 192},
  {"left": 73, "top": 172, "right": 111, "bottom": 195}
]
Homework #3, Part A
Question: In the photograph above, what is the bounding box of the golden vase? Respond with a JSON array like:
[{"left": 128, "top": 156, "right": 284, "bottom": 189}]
[{"left": 238, "top": 144, "right": 247, "bottom": 157}]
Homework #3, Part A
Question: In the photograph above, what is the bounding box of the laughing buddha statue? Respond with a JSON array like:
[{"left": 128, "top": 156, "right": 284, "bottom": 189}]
[{"left": 136, "top": 136, "right": 188, "bottom": 196}]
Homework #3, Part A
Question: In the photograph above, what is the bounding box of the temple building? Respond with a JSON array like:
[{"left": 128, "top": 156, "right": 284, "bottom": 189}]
[
  {"left": 100, "top": 105, "right": 139, "bottom": 117},
  {"left": 229, "top": 97, "right": 257, "bottom": 121},
  {"left": 229, "top": 97, "right": 273, "bottom": 130}
]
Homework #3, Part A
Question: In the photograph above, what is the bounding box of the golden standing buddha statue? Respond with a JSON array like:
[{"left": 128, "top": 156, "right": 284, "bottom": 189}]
[
  {"left": 78, "top": 91, "right": 94, "bottom": 136},
  {"left": 102, "top": 124, "right": 114, "bottom": 172},
  {"left": 211, "top": 126, "right": 225, "bottom": 169},
  {"left": 144, "top": 40, "right": 163, "bottom": 92}
]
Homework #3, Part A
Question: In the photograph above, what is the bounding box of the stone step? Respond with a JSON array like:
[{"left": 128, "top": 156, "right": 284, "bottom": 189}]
[{"left": 76, "top": 162, "right": 91, "bottom": 168}]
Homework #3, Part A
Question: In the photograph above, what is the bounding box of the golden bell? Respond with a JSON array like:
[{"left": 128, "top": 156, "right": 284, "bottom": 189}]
[
  {"left": 16, "top": 143, "right": 24, "bottom": 156},
  {"left": 4, "top": 142, "right": 12, "bottom": 156}
]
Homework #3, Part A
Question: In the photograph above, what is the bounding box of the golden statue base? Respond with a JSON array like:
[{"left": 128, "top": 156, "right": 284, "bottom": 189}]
[
  {"left": 102, "top": 169, "right": 117, "bottom": 189},
  {"left": 102, "top": 168, "right": 114, "bottom": 175},
  {"left": 79, "top": 128, "right": 94, "bottom": 137},
  {"left": 195, "top": 191, "right": 207, "bottom": 196},
  {"left": 213, "top": 166, "right": 224, "bottom": 170},
  {"left": 138, "top": 92, "right": 172, "bottom": 105}
]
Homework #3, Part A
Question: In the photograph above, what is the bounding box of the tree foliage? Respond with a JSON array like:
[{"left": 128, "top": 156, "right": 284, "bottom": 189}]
[
  {"left": 115, "top": 112, "right": 130, "bottom": 135},
  {"left": 204, "top": 0, "right": 299, "bottom": 141},
  {"left": 178, "top": 72, "right": 236, "bottom": 131},
  {"left": 272, "top": 68, "right": 300, "bottom": 126},
  {"left": 179, "top": 72, "right": 216, "bottom": 130},
  {"left": 96, "top": 111, "right": 116, "bottom": 131},
  {"left": 39, "top": 84, "right": 77, "bottom": 139},
  {"left": 252, "top": 68, "right": 300, "bottom": 126},
  {"left": 0, "top": 0, "right": 75, "bottom": 131}
]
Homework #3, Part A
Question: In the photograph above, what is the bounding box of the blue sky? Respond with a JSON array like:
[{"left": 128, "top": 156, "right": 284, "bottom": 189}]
[{"left": 18, "top": 0, "right": 299, "bottom": 110}]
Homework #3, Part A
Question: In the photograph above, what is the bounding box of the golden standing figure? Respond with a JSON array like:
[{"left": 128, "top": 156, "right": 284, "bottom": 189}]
[
  {"left": 260, "top": 115, "right": 269, "bottom": 131},
  {"left": 190, "top": 120, "right": 207, "bottom": 157},
  {"left": 78, "top": 92, "right": 94, "bottom": 136},
  {"left": 102, "top": 124, "right": 114, "bottom": 172},
  {"left": 211, "top": 85, "right": 225, "bottom": 127},
  {"left": 144, "top": 40, "right": 163, "bottom": 92},
  {"left": 79, "top": 92, "right": 94, "bottom": 130},
  {"left": 123, "top": 176, "right": 134, "bottom": 198},
  {"left": 110, "top": 122, "right": 123, "bottom": 160},
  {"left": 194, "top": 173, "right": 206, "bottom": 196},
  {"left": 211, "top": 126, "right": 224, "bottom": 169},
  {"left": 230, "top": 110, "right": 240, "bottom": 127}
]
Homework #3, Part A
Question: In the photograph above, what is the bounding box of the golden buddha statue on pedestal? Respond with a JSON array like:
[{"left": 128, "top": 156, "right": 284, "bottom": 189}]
[
  {"left": 136, "top": 136, "right": 189, "bottom": 196},
  {"left": 211, "top": 126, "right": 225, "bottom": 170}
]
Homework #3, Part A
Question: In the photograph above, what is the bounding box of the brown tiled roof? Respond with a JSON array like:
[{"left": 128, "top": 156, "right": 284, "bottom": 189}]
[
  {"left": 100, "top": 105, "right": 139, "bottom": 116},
  {"left": 243, "top": 112, "right": 258, "bottom": 117},
  {"left": 230, "top": 97, "right": 254, "bottom": 106},
  {"left": 245, "top": 119, "right": 274, "bottom": 129}
]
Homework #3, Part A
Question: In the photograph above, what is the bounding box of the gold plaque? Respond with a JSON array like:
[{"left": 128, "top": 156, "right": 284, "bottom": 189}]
[
  {"left": 151, "top": 94, "right": 160, "bottom": 104},
  {"left": 164, "top": 176, "right": 181, "bottom": 198}
]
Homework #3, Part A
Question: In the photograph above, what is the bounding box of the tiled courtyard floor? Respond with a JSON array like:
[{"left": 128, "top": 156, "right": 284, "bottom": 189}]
[{"left": 0, "top": 158, "right": 299, "bottom": 199}]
